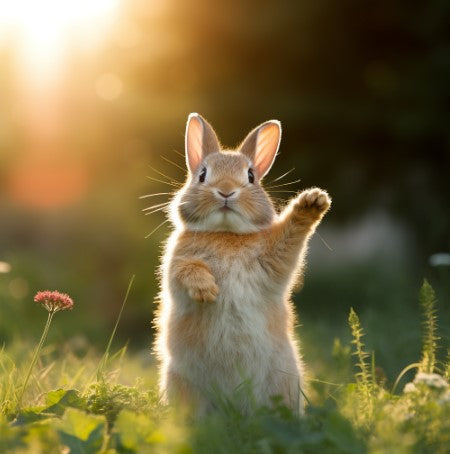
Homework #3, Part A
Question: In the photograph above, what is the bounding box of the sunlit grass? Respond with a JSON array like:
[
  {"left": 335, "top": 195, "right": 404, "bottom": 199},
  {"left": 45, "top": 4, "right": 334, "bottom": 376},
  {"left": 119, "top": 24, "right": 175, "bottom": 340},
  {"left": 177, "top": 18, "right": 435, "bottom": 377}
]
[{"left": 1, "top": 280, "right": 449, "bottom": 453}]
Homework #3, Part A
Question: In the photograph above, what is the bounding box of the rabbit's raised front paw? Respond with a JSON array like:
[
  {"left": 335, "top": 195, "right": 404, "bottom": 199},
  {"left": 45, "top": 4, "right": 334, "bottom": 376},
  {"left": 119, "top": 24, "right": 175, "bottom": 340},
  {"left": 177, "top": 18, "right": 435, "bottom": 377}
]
[
  {"left": 294, "top": 188, "right": 331, "bottom": 215},
  {"left": 187, "top": 275, "right": 219, "bottom": 303}
]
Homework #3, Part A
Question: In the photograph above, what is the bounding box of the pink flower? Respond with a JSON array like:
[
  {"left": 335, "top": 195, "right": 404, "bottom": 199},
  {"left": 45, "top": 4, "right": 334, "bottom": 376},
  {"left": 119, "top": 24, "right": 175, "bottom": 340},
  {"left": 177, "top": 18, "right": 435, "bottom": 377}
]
[{"left": 34, "top": 290, "right": 74, "bottom": 313}]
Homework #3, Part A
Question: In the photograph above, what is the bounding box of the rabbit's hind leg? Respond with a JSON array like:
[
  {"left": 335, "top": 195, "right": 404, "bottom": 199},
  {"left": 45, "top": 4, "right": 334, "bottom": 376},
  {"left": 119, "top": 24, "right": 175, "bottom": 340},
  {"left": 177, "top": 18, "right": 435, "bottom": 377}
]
[
  {"left": 265, "top": 350, "right": 304, "bottom": 414},
  {"left": 165, "top": 369, "right": 210, "bottom": 416}
]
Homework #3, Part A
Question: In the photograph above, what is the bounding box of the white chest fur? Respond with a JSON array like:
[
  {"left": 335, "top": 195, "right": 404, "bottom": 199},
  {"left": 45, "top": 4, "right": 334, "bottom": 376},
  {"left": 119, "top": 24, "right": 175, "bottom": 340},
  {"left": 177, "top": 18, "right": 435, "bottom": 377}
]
[{"left": 166, "top": 237, "right": 288, "bottom": 394}]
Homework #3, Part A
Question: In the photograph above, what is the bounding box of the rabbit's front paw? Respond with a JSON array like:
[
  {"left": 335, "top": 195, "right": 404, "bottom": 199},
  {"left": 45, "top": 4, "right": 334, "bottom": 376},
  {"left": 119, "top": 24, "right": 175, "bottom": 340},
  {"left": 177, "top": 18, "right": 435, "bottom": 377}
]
[
  {"left": 187, "top": 275, "right": 219, "bottom": 303},
  {"left": 294, "top": 188, "right": 331, "bottom": 216}
]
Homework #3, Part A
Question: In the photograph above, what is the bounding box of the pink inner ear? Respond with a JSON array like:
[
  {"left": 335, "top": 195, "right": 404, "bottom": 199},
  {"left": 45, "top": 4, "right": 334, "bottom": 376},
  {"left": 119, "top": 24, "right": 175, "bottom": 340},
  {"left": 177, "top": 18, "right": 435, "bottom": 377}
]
[
  {"left": 254, "top": 122, "right": 281, "bottom": 178},
  {"left": 186, "top": 116, "right": 204, "bottom": 172}
]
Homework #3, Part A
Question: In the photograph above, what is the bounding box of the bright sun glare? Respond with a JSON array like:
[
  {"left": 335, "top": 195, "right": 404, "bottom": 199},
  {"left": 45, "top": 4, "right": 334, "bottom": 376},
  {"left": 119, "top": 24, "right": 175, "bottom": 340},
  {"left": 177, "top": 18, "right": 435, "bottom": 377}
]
[
  {"left": 1, "top": 0, "right": 120, "bottom": 209},
  {"left": 0, "top": 0, "right": 119, "bottom": 84}
]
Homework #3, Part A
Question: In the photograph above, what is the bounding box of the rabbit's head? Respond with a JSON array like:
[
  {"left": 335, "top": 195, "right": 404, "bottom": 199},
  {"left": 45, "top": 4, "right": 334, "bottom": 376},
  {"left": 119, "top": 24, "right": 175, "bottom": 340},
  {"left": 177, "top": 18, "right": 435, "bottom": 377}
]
[{"left": 171, "top": 113, "right": 281, "bottom": 233}]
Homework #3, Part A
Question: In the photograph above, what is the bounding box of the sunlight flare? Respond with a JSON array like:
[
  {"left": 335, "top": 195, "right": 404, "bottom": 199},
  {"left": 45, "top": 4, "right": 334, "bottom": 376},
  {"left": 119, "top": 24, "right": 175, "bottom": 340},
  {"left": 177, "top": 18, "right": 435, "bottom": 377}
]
[{"left": 0, "top": 0, "right": 119, "bottom": 84}]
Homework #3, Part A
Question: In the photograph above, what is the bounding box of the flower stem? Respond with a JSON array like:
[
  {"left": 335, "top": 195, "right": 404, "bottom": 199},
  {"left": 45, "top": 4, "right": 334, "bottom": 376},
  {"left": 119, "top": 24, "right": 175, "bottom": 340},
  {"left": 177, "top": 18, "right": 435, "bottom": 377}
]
[{"left": 17, "top": 310, "right": 55, "bottom": 409}]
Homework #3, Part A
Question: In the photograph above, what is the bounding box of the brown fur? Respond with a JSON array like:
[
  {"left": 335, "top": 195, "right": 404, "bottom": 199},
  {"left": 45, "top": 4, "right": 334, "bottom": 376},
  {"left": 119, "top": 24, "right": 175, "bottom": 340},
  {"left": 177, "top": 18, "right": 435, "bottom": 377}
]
[
  {"left": 166, "top": 370, "right": 198, "bottom": 409},
  {"left": 155, "top": 114, "right": 331, "bottom": 415},
  {"left": 171, "top": 258, "right": 218, "bottom": 303}
]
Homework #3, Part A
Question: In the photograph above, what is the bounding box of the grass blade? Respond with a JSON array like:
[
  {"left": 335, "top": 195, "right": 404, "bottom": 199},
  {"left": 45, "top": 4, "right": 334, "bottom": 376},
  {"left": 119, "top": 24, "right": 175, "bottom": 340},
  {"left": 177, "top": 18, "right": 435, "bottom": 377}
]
[{"left": 97, "top": 275, "right": 135, "bottom": 381}]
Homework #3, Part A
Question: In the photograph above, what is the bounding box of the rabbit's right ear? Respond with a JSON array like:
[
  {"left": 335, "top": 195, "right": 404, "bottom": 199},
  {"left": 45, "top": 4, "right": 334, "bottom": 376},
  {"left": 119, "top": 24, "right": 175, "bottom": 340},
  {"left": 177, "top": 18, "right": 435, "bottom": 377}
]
[
  {"left": 239, "top": 120, "right": 281, "bottom": 179},
  {"left": 185, "top": 113, "right": 220, "bottom": 173}
]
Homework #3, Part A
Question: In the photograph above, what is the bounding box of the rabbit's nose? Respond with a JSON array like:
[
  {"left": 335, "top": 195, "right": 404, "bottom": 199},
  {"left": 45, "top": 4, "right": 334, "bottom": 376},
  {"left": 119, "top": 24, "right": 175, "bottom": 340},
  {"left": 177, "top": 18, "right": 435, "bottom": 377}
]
[{"left": 218, "top": 191, "right": 235, "bottom": 199}]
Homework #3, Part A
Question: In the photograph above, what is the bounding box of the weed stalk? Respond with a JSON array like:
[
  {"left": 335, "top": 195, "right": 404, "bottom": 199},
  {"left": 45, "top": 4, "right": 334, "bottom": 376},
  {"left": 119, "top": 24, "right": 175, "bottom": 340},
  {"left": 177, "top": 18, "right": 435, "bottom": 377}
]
[
  {"left": 97, "top": 275, "right": 135, "bottom": 381},
  {"left": 419, "top": 279, "right": 439, "bottom": 374}
]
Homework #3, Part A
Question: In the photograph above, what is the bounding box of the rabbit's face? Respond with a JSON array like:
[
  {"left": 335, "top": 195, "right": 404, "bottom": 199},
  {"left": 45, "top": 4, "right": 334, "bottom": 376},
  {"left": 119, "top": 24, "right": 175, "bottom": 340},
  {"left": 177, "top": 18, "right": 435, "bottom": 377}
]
[
  {"left": 176, "top": 151, "right": 275, "bottom": 233},
  {"left": 170, "top": 113, "right": 282, "bottom": 233}
]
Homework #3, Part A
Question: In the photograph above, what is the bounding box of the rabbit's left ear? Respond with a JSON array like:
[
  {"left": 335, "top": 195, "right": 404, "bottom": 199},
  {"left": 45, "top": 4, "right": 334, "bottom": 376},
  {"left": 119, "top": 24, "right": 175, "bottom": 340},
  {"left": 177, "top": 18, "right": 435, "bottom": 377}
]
[
  {"left": 239, "top": 120, "right": 281, "bottom": 179},
  {"left": 185, "top": 113, "right": 220, "bottom": 173}
]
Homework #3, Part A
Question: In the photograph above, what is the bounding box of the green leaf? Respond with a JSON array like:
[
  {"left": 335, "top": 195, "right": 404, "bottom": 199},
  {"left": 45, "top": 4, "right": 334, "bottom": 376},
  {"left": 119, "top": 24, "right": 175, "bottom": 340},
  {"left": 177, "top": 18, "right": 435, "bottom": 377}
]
[
  {"left": 44, "top": 389, "right": 85, "bottom": 416},
  {"left": 13, "top": 407, "right": 47, "bottom": 425},
  {"left": 114, "top": 410, "right": 160, "bottom": 451},
  {"left": 57, "top": 408, "right": 106, "bottom": 454},
  {"left": 24, "top": 418, "right": 61, "bottom": 452}
]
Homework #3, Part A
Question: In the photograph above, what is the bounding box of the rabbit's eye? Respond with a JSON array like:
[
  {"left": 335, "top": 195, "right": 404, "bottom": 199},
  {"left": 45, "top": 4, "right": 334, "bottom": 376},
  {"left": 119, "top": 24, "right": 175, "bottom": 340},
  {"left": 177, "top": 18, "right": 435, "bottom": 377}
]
[
  {"left": 248, "top": 168, "right": 255, "bottom": 184},
  {"left": 199, "top": 167, "right": 207, "bottom": 183}
]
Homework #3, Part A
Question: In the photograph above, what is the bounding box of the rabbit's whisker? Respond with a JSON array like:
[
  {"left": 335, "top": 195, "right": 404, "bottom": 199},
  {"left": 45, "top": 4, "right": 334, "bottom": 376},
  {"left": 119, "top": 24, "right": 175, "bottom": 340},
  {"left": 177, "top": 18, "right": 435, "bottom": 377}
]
[
  {"left": 267, "top": 168, "right": 295, "bottom": 184},
  {"left": 145, "top": 206, "right": 170, "bottom": 215},
  {"left": 145, "top": 219, "right": 170, "bottom": 239},
  {"left": 173, "top": 149, "right": 184, "bottom": 158},
  {"left": 148, "top": 166, "right": 181, "bottom": 185},
  {"left": 160, "top": 155, "right": 185, "bottom": 172},
  {"left": 142, "top": 201, "right": 171, "bottom": 212},
  {"left": 139, "top": 192, "right": 173, "bottom": 199},
  {"left": 146, "top": 176, "right": 182, "bottom": 188},
  {"left": 144, "top": 201, "right": 187, "bottom": 215},
  {"left": 265, "top": 178, "right": 302, "bottom": 189}
]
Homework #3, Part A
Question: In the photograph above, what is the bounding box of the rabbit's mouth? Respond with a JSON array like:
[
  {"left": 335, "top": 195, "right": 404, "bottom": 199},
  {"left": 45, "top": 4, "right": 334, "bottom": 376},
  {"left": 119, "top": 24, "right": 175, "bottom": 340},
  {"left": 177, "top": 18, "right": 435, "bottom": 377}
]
[{"left": 219, "top": 205, "right": 233, "bottom": 212}]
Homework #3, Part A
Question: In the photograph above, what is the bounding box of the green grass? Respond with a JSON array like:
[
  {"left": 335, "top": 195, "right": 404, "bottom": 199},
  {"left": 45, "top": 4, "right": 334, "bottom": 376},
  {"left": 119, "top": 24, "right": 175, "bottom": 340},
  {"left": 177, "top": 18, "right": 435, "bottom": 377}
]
[{"left": 1, "top": 281, "right": 449, "bottom": 453}]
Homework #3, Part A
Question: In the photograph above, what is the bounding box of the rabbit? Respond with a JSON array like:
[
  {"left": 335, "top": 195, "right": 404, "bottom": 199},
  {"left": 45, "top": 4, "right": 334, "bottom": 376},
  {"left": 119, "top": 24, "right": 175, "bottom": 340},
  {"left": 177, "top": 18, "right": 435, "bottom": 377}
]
[{"left": 154, "top": 113, "right": 331, "bottom": 416}]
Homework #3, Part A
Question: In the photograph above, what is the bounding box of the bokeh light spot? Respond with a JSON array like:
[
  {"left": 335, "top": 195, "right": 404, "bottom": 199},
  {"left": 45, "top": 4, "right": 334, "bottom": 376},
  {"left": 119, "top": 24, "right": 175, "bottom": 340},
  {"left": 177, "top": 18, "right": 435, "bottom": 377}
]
[{"left": 0, "top": 261, "right": 12, "bottom": 273}]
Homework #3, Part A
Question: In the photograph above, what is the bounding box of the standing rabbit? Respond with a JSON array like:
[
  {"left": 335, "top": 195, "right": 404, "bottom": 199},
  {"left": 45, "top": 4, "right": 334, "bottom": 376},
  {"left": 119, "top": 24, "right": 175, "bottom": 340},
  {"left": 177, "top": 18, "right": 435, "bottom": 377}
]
[{"left": 154, "top": 113, "right": 331, "bottom": 415}]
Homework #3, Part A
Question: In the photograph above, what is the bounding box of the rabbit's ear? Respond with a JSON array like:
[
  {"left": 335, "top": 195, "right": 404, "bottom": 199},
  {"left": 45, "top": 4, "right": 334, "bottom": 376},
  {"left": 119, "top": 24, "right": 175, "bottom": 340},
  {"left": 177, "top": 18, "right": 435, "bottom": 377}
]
[
  {"left": 185, "top": 113, "right": 220, "bottom": 173},
  {"left": 240, "top": 120, "right": 281, "bottom": 178}
]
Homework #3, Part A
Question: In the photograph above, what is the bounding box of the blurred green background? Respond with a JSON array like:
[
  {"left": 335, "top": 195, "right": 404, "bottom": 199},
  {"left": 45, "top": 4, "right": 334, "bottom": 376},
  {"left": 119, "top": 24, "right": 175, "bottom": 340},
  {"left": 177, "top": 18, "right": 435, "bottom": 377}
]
[{"left": 0, "top": 0, "right": 449, "bottom": 381}]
